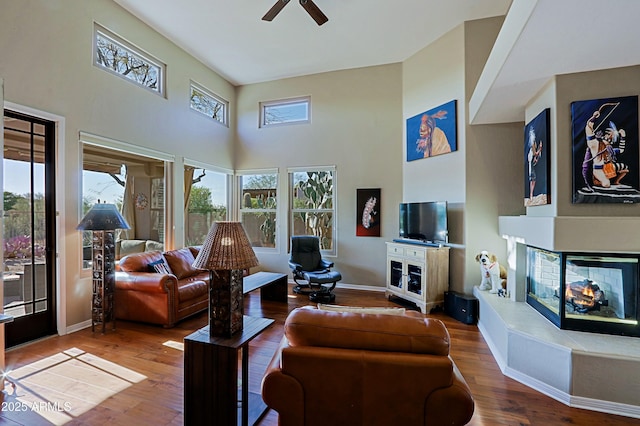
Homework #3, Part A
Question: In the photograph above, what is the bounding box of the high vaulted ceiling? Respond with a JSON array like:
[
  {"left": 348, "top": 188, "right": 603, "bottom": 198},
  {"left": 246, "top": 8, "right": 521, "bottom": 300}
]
[
  {"left": 114, "top": 0, "right": 640, "bottom": 124},
  {"left": 113, "top": 0, "right": 511, "bottom": 85}
]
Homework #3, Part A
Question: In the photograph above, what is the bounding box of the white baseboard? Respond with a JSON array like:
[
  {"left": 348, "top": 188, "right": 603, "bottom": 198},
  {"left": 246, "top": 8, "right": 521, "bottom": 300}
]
[
  {"left": 65, "top": 320, "right": 92, "bottom": 335},
  {"left": 335, "top": 283, "right": 386, "bottom": 292}
]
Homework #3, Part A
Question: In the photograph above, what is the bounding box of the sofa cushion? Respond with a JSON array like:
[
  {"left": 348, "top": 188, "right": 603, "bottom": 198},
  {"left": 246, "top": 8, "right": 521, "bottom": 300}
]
[
  {"left": 164, "top": 247, "right": 201, "bottom": 280},
  {"left": 285, "top": 306, "right": 450, "bottom": 356},
  {"left": 189, "top": 246, "right": 201, "bottom": 258}
]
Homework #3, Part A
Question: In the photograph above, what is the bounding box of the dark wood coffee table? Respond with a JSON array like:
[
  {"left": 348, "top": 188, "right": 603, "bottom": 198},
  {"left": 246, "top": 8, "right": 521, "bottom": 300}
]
[{"left": 243, "top": 271, "right": 288, "bottom": 302}]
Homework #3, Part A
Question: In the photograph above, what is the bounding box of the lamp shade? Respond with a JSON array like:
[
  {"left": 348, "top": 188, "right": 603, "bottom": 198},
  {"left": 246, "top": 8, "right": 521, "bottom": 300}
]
[
  {"left": 193, "top": 221, "right": 259, "bottom": 270},
  {"left": 77, "top": 203, "right": 131, "bottom": 231}
]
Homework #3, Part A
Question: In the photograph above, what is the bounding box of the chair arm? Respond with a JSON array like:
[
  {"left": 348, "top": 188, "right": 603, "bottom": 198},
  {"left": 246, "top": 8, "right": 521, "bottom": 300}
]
[
  {"left": 424, "top": 360, "right": 475, "bottom": 425},
  {"left": 288, "top": 261, "right": 303, "bottom": 272},
  {"left": 115, "top": 271, "right": 178, "bottom": 295},
  {"left": 114, "top": 271, "right": 179, "bottom": 327},
  {"left": 319, "top": 259, "right": 334, "bottom": 269},
  {"left": 261, "top": 338, "right": 305, "bottom": 426}
]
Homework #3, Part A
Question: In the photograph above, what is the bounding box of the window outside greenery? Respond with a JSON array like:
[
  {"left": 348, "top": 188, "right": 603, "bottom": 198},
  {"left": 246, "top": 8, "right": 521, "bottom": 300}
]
[
  {"left": 239, "top": 173, "right": 277, "bottom": 249},
  {"left": 290, "top": 169, "right": 334, "bottom": 252},
  {"left": 260, "top": 97, "right": 310, "bottom": 127},
  {"left": 190, "top": 82, "right": 228, "bottom": 125},
  {"left": 186, "top": 167, "right": 228, "bottom": 245},
  {"left": 94, "top": 25, "right": 164, "bottom": 95}
]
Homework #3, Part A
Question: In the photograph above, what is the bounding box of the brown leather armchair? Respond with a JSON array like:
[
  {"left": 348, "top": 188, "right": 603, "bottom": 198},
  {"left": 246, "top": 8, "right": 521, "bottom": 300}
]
[{"left": 261, "top": 306, "right": 474, "bottom": 425}]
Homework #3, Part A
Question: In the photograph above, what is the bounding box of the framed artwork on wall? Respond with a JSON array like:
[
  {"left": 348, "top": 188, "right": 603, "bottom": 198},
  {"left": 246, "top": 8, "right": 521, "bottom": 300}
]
[
  {"left": 406, "top": 100, "right": 457, "bottom": 161},
  {"left": 356, "top": 188, "right": 380, "bottom": 237},
  {"left": 524, "top": 108, "right": 551, "bottom": 207},
  {"left": 571, "top": 95, "right": 640, "bottom": 203}
]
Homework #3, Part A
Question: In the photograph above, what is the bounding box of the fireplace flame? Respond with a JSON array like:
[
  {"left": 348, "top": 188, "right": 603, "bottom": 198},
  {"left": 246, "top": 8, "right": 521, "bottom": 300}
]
[{"left": 565, "top": 279, "right": 606, "bottom": 312}]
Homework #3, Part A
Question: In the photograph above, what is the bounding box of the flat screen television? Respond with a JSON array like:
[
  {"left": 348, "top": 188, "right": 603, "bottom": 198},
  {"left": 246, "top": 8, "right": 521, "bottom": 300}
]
[{"left": 398, "top": 201, "right": 448, "bottom": 244}]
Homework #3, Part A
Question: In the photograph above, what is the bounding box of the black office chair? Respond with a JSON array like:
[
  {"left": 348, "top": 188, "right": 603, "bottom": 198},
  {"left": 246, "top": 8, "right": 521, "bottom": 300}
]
[{"left": 288, "top": 235, "right": 341, "bottom": 303}]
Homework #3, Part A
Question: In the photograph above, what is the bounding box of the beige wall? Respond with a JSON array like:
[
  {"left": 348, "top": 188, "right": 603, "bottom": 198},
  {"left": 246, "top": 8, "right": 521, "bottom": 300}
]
[
  {"left": 402, "top": 22, "right": 467, "bottom": 293},
  {"left": 0, "top": 0, "right": 236, "bottom": 329},
  {"left": 463, "top": 18, "right": 524, "bottom": 291},
  {"left": 402, "top": 17, "right": 523, "bottom": 294},
  {"left": 236, "top": 64, "right": 403, "bottom": 287}
]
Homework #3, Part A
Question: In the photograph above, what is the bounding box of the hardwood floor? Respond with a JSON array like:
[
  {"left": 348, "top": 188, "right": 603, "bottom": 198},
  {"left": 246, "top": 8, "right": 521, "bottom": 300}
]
[{"left": 2, "top": 285, "right": 639, "bottom": 425}]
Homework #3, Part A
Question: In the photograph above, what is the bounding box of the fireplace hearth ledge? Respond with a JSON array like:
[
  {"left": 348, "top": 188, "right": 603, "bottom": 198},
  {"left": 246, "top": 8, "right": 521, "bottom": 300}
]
[{"left": 474, "top": 286, "right": 640, "bottom": 419}]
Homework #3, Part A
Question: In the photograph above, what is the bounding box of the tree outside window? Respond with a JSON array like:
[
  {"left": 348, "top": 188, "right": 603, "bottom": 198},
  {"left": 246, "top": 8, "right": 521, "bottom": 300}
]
[
  {"left": 239, "top": 173, "right": 277, "bottom": 248},
  {"left": 186, "top": 168, "right": 228, "bottom": 246},
  {"left": 291, "top": 169, "right": 334, "bottom": 251},
  {"left": 190, "top": 83, "right": 228, "bottom": 125},
  {"left": 94, "top": 24, "right": 164, "bottom": 95}
]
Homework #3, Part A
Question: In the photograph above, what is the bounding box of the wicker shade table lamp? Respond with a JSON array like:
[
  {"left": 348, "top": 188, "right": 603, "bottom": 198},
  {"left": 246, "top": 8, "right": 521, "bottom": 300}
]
[
  {"left": 192, "top": 221, "right": 259, "bottom": 337},
  {"left": 76, "top": 202, "right": 130, "bottom": 333}
]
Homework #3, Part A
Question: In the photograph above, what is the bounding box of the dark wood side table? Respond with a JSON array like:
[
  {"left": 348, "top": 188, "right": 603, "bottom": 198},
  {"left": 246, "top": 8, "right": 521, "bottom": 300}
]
[{"left": 184, "top": 315, "right": 274, "bottom": 426}]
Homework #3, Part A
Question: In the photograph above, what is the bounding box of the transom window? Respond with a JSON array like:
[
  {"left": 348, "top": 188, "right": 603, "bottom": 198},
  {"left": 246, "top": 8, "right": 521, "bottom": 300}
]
[
  {"left": 260, "top": 96, "right": 310, "bottom": 127},
  {"left": 190, "top": 81, "right": 228, "bottom": 126},
  {"left": 290, "top": 167, "right": 336, "bottom": 255},
  {"left": 94, "top": 23, "right": 165, "bottom": 96}
]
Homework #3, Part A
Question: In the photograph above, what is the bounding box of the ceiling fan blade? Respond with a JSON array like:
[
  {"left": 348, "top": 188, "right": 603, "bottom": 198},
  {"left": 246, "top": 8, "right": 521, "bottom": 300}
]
[
  {"left": 299, "top": 0, "right": 328, "bottom": 26},
  {"left": 262, "top": 0, "right": 291, "bottom": 22}
]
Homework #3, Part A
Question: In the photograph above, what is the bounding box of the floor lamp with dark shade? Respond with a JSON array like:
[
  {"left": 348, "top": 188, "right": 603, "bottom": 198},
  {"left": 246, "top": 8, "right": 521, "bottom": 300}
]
[
  {"left": 192, "top": 221, "right": 259, "bottom": 337},
  {"left": 77, "top": 202, "right": 130, "bottom": 334}
]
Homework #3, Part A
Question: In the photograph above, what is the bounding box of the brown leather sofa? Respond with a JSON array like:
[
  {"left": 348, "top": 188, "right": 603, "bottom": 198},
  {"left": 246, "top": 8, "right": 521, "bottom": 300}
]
[
  {"left": 114, "top": 247, "right": 208, "bottom": 328},
  {"left": 261, "top": 306, "right": 474, "bottom": 426}
]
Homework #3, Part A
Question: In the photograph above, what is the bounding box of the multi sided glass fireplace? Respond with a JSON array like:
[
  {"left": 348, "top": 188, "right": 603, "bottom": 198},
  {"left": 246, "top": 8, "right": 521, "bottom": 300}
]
[{"left": 526, "top": 246, "right": 640, "bottom": 337}]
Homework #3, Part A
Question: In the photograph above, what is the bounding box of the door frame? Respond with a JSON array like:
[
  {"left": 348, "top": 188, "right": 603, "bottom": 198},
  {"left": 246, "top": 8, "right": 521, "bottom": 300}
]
[{"left": 4, "top": 101, "right": 66, "bottom": 337}]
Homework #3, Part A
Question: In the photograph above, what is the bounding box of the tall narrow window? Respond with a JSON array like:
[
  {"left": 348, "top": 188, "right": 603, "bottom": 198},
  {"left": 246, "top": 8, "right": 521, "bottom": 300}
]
[
  {"left": 260, "top": 96, "right": 310, "bottom": 127},
  {"left": 290, "top": 167, "right": 335, "bottom": 254},
  {"left": 94, "top": 23, "right": 165, "bottom": 96},
  {"left": 190, "top": 82, "right": 228, "bottom": 126},
  {"left": 238, "top": 171, "right": 278, "bottom": 249},
  {"left": 185, "top": 164, "right": 229, "bottom": 246}
]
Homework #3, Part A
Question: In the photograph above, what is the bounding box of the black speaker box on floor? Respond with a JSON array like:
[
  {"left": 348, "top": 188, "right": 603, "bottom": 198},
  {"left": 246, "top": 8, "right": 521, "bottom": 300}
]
[{"left": 444, "top": 291, "right": 478, "bottom": 325}]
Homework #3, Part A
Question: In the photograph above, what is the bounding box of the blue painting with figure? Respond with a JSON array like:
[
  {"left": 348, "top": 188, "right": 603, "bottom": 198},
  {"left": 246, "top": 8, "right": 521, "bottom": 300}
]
[{"left": 406, "top": 100, "right": 457, "bottom": 162}]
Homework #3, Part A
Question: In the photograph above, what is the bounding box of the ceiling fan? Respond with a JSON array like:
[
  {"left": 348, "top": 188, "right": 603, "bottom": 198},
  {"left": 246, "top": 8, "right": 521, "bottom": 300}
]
[{"left": 262, "top": 0, "right": 329, "bottom": 26}]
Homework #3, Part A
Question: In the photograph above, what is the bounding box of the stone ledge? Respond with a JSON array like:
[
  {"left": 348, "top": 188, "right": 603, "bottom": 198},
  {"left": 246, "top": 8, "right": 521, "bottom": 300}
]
[{"left": 474, "top": 286, "right": 640, "bottom": 419}]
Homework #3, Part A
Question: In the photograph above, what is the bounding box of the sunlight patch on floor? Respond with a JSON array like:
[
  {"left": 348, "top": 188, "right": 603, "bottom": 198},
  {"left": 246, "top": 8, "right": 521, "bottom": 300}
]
[
  {"left": 162, "top": 340, "right": 184, "bottom": 351},
  {"left": 3, "top": 347, "right": 147, "bottom": 425}
]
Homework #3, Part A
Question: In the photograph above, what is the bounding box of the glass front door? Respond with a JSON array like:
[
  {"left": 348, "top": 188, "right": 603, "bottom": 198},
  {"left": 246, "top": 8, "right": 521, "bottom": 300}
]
[{"left": 3, "top": 110, "right": 57, "bottom": 347}]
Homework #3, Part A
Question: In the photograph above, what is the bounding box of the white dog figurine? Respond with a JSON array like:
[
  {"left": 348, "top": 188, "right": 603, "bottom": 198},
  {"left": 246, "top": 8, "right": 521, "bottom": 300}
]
[{"left": 475, "top": 250, "right": 507, "bottom": 294}]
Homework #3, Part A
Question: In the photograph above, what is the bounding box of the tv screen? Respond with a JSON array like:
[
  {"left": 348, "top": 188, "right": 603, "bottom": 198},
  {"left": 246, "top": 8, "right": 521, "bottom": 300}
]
[{"left": 399, "top": 201, "right": 448, "bottom": 243}]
